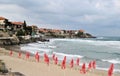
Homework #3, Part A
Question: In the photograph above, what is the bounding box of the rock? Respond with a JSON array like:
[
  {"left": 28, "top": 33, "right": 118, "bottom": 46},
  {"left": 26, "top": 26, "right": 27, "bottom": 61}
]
[{"left": 0, "top": 62, "right": 8, "bottom": 74}]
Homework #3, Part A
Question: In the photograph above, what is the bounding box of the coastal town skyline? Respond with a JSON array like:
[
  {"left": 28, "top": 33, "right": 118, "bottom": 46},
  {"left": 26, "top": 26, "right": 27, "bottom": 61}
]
[{"left": 0, "top": 0, "right": 120, "bottom": 36}]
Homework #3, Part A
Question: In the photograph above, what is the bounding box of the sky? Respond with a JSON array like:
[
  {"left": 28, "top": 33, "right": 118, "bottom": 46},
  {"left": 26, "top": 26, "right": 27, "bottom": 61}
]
[{"left": 0, "top": 0, "right": 120, "bottom": 36}]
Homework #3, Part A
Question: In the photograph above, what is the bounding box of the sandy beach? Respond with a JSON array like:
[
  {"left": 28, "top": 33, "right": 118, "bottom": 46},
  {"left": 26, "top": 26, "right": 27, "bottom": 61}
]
[{"left": 0, "top": 47, "right": 120, "bottom": 76}]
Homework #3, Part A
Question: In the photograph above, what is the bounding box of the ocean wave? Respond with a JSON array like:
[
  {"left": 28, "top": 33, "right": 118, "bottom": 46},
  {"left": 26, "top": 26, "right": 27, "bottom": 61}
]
[
  {"left": 97, "top": 67, "right": 120, "bottom": 72},
  {"left": 21, "top": 46, "right": 52, "bottom": 54},
  {"left": 102, "top": 59, "right": 120, "bottom": 64},
  {"left": 48, "top": 45, "right": 56, "bottom": 49},
  {"left": 50, "top": 38, "right": 120, "bottom": 49},
  {"left": 53, "top": 52, "right": 83, "bottom": 61}
]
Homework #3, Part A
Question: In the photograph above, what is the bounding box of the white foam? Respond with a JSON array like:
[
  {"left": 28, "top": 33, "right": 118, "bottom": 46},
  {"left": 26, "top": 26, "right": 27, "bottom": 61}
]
[
  {"left": 48, "top": 45, "right": 56, "bottom": 49},
  {"left": 102, "top": 59, "right": 120, "bottom": 64},
  {"left": 21, "top": 46, "right": 52, "bottom": 54},
  {"left": 53, "top": 52, "right": 83, "bottom": 61},
  {"left": 97, "top": 67, "right": 120, "bottom": 73}
]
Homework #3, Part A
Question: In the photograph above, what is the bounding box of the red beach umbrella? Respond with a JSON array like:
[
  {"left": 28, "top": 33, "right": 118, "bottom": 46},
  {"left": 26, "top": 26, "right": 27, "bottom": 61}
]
[
  {"left": 92, "top": 60, "right": 96, "bottom": 69},
  {"left": 18, "top": 52, "right": 21, "bottom": 58},
  {"left": 80, "top": 63, "right": 86, "bottom": 74},
  {"left": 108, "top": 63, "right": 114, "bottom": 76},
  {"left": 88, "top": 61, "right": 92, "bottom": 70},
  {"left": 44, "top": 53, "right": 49, "bottom": 65},
  {"left": 70, "top": 59, "right": 74, "bottom": 68},
  {"left": 36, "top": 54, "right": 40, "bottom": 62},
  {"left": 52, "top": 54, "right": 55, "bottom": 60},
  {"left": 54, "top": 57, "right": 58, "bottom": 65},
  {"left": 9, "top": 50, "right": 13, "bottom": 56},
  {"left": 76, "top": 58, "right": 80, "bottom": 66},
  {"left": 26, "top": 52, "right": 30, "bottom": 59},
  {"left": 61, "top": 59, "right": 66, "bottom": 69}
]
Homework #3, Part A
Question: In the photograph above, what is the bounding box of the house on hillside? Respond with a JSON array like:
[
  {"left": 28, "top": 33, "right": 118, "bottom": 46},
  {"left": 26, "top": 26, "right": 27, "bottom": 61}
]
[
  {"left": 39, "top": 28, "right": 49, "bottom": 35},
  {"left": 0, "top": 17, "right": 12, "bottom": 31},
  {"left": 49, "top": 29, "right": 61, "bottom": 35},
  {"left": 11, "top": 22, "right": 24, "bottom": 31}
]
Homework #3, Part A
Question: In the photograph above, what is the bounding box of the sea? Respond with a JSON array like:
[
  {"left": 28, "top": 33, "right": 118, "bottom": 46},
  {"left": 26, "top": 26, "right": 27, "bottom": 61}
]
[{"left": 20, "top": 36, "right": 120, "bottom": 73}]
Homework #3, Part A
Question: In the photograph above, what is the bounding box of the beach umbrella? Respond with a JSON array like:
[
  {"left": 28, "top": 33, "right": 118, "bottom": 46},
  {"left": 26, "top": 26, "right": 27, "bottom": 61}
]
[
  {"left": 61, "top": 56, "right": 66, "bottom": 69},
  {"left": 36, "top": 54, "right": 40, "bottom": 62},
  {"left": 76, "top": 58, "right": 80, "bottom": 66},
  {"left": 18, "top": 52, "right": 21, "bottom": 58},
  {"left": 35, "top": 52, "right": 39, "bottom": 60},
  {"left": 9, "top": 50, "right": 13, "bottom": 56},
  {"left": 26, "top": 52, "right": 30, "bottom": 59},
  {"left": 35, "top": 52, "right": 40, "bottom": 62},
  {"left": 70, "top": 59, "right": 74, "bottom": 68},
  {"left": 52, "top": 54, "right": 55, "bottom": 60},
  {"left": 46, "top": 55, "right": 49, "bottom": 66},
  {"left": 44, "top": 53, "right": 49, "bottom": 65},
  {"left": 35, "top": 52, "right": 38, "bottom": 58},
  {"left": 80, "top": 63, "right": 86, "bottom": 74},
  {"left": 61, "top": 59, "right": 66, "bottom": 69},
  {"left": 88, "top": 61, "right": 92, "bottom": 71},
  {"left": 92, "top": 60, "right": 96, "bottom": 69},
  {"left": 63, "top": 56, "right": 66, "bottom": 62},
  {"left": 54, "top": 57, "right": 58, "bottom": 65},
  {"left": 108, "top": 63, "right": 114, "bottom": 76},
  {"left": 44, "top": 53, "right": 46, "bottom": 62},
  {"left": 44, "top": 53, "right": 47, "bottom": 62}
]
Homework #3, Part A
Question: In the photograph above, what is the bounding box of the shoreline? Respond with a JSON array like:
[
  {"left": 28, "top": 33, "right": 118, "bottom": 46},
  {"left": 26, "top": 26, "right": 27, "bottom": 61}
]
[
  {"left": 0, "top": 47, "right": 120, "bottom": 76},
  {"left": 1, "top": 43, "right": 120, "bottom": 73}
]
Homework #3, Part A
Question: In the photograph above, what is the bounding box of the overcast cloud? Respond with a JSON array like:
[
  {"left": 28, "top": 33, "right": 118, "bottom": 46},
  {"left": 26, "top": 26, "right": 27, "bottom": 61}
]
[{"left": 0, "top": 0, "right": 120, "bottom": 36}]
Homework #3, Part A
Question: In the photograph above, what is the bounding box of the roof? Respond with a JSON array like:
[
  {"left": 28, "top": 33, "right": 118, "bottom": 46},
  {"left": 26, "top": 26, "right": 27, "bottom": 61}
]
[
  {"left": 0, "top": 17, "right": 7, "bottom": 20},
  {"left": 50, "top": 29, "right": 61, "bottom": 33},
  {"left": 39, "top": 28, "right": 48, "bottom": 33},
  {"left": 79, "top": 30, "right": 85, "bottom": 32},
  {"left": 11, "top": 22, "right": 23, "bottom": 25}
]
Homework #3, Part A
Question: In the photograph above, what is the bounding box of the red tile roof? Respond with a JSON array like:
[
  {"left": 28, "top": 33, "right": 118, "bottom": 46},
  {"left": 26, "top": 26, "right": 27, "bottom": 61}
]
[
  {"left": 0, "top": 17, "right": 7, "bottom": 20},
  {"left": 11, "top": 22, "right": 23, "bottom": 25},
  {"left": 50, "top": 29, "right": 61, "bottom": 33},
  {"left": 39, "top": 28, "right": 48, "bottom": 33},
  {"left": 79, "top": 30, "right": 85, "bottom": 32}
]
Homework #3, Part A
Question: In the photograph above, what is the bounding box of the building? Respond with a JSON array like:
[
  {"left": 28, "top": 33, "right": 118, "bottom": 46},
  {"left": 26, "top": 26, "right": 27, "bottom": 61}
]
[
  {"left": 11, "top": 22, "right": 24, "bottom": 31},
  {"left": 0, "top": 17, "right": 11, "bottom": 30}
]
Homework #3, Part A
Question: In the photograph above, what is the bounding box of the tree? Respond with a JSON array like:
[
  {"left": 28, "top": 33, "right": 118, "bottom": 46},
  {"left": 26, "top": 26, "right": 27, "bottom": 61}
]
[
  {"left": 26, "top": 26, "right": 32, "bottom": 35},
  {"left": 16, "top": 29, "right": 25, "bottom": 36},
  {"left": 23, "top": 20, "right": 27, "bottom": 31},
  {"left": 76, "top": 31, "right": 84, "bottom": 37}
]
